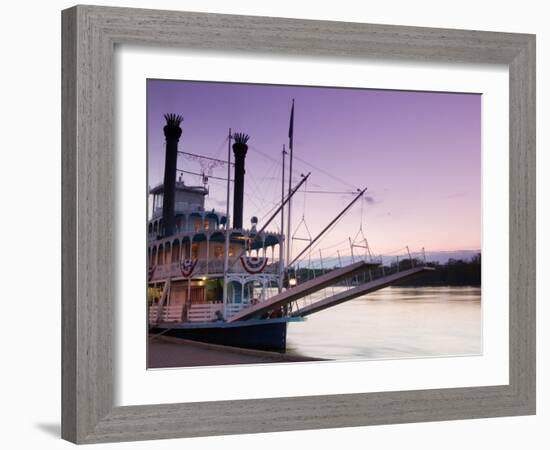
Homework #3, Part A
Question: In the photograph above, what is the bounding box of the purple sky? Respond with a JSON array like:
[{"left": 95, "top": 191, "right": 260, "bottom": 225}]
[{"left": 147, "top": 79, "right": 481, "bottom": 258}]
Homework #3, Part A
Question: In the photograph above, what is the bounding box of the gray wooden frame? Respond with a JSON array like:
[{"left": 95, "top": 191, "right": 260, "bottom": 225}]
[{"left": 61, "top": 5, "right": 536, "bottom": 444}]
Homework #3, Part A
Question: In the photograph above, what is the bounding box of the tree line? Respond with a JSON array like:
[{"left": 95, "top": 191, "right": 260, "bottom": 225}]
[
  {"left": 392, "top": 253, "right": 481, "bottom": 286},
  {"left": 292, "top": 253, "right": 481, "bottom": 287}
]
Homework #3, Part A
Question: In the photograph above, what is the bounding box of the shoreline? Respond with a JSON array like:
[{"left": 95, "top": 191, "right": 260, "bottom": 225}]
[{"left": 148, "top": 334, "right": 325, "bottom": 368}]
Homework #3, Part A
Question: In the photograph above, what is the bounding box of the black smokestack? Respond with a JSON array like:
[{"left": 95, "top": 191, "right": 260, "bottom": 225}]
[
  {"left": 232, "top": 132, "right": 250, "bottom": 229},
  {"left": 162, "top": 113, "right": 183, "bottom": 237}
]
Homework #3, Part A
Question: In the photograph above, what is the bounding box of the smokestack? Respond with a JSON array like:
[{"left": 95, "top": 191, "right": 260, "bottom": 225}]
[
  {"left": 162, "top": 113, "right": 183, "bottom": 237},
  {"left": 232, "top": 132, "right": 250, "bottom": 229}
]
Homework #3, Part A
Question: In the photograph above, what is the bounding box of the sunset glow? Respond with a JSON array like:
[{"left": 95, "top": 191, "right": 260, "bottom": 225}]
[{"left": 147, "top": 79, "right": 481, "bottom": 258}]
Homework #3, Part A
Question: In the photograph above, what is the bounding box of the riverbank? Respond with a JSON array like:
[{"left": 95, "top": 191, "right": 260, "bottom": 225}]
[{"left": 148, "top": 335, "right": 324, "bottom": 368}]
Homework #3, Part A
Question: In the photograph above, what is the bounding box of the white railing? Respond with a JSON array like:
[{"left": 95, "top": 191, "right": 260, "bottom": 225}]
[
  {"left": 187, "top": 302, "right": 249, "bottom": 322},
  {"left": 187, "top": 303, "right": 224, "bottom": 322},
  {"left": 150, "top": 302, "right": 253, "bottom": 324},
  {"left": 148, "top": 304, "right": 184, "bottom": 324},
  {"left": 225, "top": 303, "right": 249, "bottom": 319}
]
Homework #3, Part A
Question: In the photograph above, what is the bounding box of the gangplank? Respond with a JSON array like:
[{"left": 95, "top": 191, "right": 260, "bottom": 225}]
[
  {"left": 227, "top": 260, "right": 378, "bottom": 323},
  {"left": 292, "top": 266, "right": 435, "bottom": 317}
]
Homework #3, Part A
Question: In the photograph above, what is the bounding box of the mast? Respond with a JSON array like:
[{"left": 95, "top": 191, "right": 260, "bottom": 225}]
[
  {"left": 279, "top": 145, "right": 287, "bottom": 292},
  {"left": 222, "top": 129, "right": 232, "bottom": 316},
  {"left": 286, "top": 99, "right": 295, "bottom": 268}
]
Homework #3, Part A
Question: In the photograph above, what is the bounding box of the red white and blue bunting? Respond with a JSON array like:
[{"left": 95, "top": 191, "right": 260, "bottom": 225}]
[
  {"left": 240, "top": 255, "right": 268, "bottom": 274},
  {"left": 180, "top": 259, "right": 198, "bottom": 278}
]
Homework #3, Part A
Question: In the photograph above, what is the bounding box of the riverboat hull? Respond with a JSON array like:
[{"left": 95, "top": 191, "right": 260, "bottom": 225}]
[{"left": 150, "top": 317, "right": 303, "bottom": 352}]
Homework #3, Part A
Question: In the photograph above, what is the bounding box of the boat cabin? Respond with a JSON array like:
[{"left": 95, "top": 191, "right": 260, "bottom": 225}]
[{"left": 147, "top": 181, "right": 283, "bottom": 322}]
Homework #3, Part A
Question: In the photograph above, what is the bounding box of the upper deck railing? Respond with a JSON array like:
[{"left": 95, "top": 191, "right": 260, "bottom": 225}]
[
  {"left": 149, "top": 259, "right": 281, "bottom": 282},
  {"left": 148, "top": 226, "right": 281, "bottom": 246}
]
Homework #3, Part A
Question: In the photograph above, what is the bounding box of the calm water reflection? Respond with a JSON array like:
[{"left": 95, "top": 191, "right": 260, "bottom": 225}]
[{"left": 286, "top": 286, "right": 481, "bottom": 360}]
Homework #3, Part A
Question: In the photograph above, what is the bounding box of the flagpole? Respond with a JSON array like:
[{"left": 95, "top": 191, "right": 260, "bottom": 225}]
[
  {"left": 286, "top": 99, "right": 294, "bottom": 270},
  {"left": 222, "top": 128, "right": 232, "bottom": 318},
  {"left": 279, "top": 144, "right": 286, "bottom": 293}
]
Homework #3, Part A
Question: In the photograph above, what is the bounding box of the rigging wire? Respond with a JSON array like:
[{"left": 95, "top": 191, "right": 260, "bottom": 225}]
[
  {"left": 178, "top": 151, "right": 233, "bottom": 166},
  {"left": 249, "top": 143, "right": 361, "bottom": 193},
  {"left": 176, "top": 169, "right": 232, "bottom": 183},
  {"left": 260, "top": 200, "right": 284, "bottom": 223},
  {"left": 246, "top": 157, "right": 280, "bottom": 210},
  {"left": 169, "top": 136, "right": 379, "bottom": 268},
  {"left": 213, "top": 135, "right": 230, "bottom": 161},
  {"left": 298, "top": 190, "right": 359, "bottom": 195},
  {"left": 248, "top": 144, "right": 303, "bottom": 181},
  {"left": 293, "top": 154, "right": 359, "bottom": 191},
  {"left": 290, "top": 201, "right": 353, "bottom": 268},
  {"left": 244, "top": 157, "right": 283, "bottom": 221}
]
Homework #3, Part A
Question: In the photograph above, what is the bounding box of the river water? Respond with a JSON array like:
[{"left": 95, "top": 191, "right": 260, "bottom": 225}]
[{"left": 286, "top": 286, "right": 481, "bottom": 361}]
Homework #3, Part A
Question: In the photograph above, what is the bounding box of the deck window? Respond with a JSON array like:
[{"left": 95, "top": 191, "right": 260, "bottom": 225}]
[
  {"left": 214, "top": 245, "right": 223, "bottom": 259},
  {"left": 172, "top": 241, "right": 180, "bottom": 262},
  {"left": 157, "top": 245, "right": 164, "bottom": 265}
]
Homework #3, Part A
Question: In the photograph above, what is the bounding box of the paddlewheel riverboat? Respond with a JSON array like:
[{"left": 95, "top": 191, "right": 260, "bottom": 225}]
[{"left": 148, "top": 111, "right": 431, "bottom": 351}]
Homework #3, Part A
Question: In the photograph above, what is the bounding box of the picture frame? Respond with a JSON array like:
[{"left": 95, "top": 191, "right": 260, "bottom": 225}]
[{"left": 61, "top": 4, "right": 535, "bottom": 444}]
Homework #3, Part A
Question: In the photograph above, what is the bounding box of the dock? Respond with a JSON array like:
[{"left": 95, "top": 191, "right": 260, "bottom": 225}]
[{"left": 148, "top": 335, "right": 323, "bottom": 368}]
